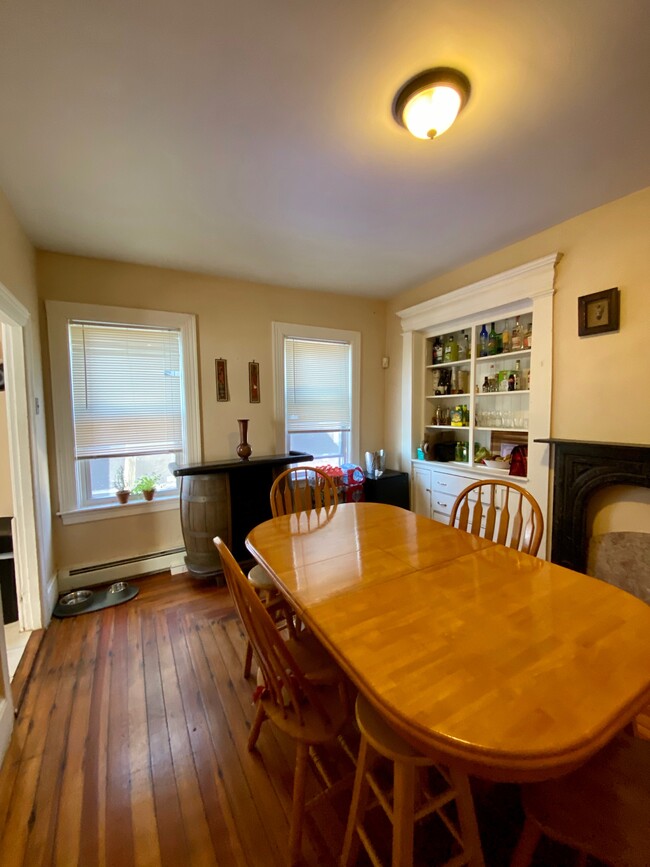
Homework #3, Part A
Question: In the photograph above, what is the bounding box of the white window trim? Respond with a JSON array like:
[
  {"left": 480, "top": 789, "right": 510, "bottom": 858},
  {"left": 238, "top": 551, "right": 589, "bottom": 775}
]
[
  {"left": 46, "top": 301, "right": 201, "bottom": 523},
  {"left": 272, "top": 322, "right": 361, "bottom": 464}
]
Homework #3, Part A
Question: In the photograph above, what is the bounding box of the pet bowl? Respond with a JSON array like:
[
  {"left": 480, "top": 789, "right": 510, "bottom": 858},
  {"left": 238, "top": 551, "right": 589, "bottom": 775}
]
[{"left": 59, "top": 589, "right": 93, "bottom": 606}]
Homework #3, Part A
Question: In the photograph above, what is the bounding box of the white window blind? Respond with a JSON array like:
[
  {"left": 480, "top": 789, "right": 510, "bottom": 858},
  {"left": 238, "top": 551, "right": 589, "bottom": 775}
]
[
  {"left": 284, "top": 337, "right": 351, "bottom": 433},
  {"left": 69, "top": 322, "right": 183, "bottom": 460}
]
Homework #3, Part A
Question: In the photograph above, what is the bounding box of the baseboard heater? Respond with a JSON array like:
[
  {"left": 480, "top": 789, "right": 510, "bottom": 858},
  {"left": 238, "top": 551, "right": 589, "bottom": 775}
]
[{"left": 58, "top": 547, "right": 187, "bottom": 593}]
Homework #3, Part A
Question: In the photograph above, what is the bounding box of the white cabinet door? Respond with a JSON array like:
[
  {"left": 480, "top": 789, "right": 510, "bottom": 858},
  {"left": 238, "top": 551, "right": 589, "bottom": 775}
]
[{"left": 412, "top": 463, "right": 433, "bottom": 518}]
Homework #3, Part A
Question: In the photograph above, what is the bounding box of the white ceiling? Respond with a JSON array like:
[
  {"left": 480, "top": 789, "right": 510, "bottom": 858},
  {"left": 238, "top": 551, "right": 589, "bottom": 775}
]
[{"left": 0, "top": 0, "right": 649, "bottom": 298}]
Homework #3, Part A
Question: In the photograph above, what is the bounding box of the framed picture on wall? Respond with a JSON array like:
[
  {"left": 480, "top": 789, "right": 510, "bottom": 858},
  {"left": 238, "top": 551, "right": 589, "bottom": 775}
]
[
  {"left": 215, "top": 358, "right": 229, "bottom": 401},
  {"left": 249, "top": 361, "right": 260, "bottom": 403},
  {"left": 578, "top": 287, "right": 620, "bottom": 336}
]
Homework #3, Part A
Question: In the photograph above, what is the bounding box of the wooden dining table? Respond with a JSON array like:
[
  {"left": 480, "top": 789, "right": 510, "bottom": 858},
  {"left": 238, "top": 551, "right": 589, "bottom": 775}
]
[{"left": 245, "top": 502, "right": 650, "bottom": 787}]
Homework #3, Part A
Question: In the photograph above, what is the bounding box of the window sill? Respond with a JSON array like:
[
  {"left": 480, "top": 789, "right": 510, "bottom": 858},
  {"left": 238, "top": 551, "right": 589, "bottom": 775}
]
[{"left": 58, "top": 495, "right": 179, "bottom": 525}]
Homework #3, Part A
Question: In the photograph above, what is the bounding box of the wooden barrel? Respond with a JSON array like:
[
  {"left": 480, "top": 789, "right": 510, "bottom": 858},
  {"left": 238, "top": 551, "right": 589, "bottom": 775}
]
[{"left": 180, "top": 474, "right": 231, "bottom": 580}]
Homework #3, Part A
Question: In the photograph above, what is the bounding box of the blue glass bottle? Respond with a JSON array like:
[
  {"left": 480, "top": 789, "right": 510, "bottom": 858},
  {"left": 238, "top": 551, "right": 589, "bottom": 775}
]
[{"left": 479, "top": 324, "right": 489, "bottom": 357}]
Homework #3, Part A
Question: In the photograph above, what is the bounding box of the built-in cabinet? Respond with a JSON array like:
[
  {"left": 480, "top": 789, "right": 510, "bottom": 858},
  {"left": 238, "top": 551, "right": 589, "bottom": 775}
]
[{"left": 397, "top": 254, "right": 559, "bottom": 549}]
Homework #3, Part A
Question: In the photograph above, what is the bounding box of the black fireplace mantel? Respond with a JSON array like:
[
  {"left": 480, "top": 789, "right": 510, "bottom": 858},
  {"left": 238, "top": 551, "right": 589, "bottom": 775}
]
[{"left": 536, "top": 438, "right": 650, "bottom": 573}]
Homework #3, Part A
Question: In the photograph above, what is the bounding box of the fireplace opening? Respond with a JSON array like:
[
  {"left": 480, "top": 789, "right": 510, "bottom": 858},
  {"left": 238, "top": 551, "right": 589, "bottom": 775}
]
[
  {"left": 586, "top": 485, "right": 650, "bottom": 603},
  {"left": 537, "top": 439, "right": 650, "bottom": 595}
]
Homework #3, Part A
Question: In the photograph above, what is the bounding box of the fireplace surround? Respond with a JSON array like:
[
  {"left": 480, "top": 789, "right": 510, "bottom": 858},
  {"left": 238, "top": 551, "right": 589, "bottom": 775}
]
[{"left": 537, "top": 439, "right": 650, "bottom": 574}]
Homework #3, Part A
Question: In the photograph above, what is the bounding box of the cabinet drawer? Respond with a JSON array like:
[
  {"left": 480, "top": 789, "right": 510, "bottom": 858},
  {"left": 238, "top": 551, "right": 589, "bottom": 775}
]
[
  {"left": 431, "top": 471, "right": 474, "bottom": 497},
  {"left": 430, "top": 491, "right": 456, "bottom": 517}
]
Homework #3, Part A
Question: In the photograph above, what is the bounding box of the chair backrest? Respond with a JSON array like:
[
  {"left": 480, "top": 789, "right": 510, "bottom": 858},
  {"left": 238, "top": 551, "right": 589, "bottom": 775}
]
[
  {"left": 270, "top": 466, "right": 339, "bottom": 518},
  {"left": 214, "top": 536, "right": 331, "bottom": 726},
  {"left": 449, "top": 479, "right": 544, "bottom": 555}
]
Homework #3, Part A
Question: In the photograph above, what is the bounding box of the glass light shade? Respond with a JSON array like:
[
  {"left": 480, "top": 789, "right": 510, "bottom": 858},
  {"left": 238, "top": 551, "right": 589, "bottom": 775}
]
[{"left": 402, "top": 85, "right": 462, "bottom": 140}]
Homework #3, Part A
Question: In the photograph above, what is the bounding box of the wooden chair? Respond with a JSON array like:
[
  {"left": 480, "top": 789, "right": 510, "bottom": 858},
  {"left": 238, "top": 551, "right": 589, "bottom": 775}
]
[
  {"left": 511, "top": 732, "right": 650, "bottom": 867},
  {"left": 449, "top": 480, "right": 543, "bottom": 556},
  {"left": 270, "top": 465, "right": 339, "bottom": 517},
  {"left": 341, "top": 694, "right": 484, "bottom": 867},
  {"left": 214, "top": 536, "right": 350, "bottom": 866},
  {"left": 243, "top": 466, "right": 339, "bottom": 672}
]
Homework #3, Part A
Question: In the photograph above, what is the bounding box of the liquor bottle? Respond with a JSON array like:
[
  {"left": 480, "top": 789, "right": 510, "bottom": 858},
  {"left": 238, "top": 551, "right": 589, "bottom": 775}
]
[
  {"left": 514, "top": 359, "right": 521, "bottom": 390},
  {"left": 488, "top": 364, "right": 497, "bottom": 392},
  {"left": 511, "top": 317, "right": 522, "bottom": 351},
  {"left": 524, "top": 322, "right": 533, "bottom": 349},
  {"left": 457, "top": 331, "right": 467, "bottom": 361},
  {"left": 488, "top": 322, "right": 498, "bottom": 355},
  {"left": 432, "top": 336, "right": 443, "bottom": 364},
  {"left": 479, "top": 324, "right": 489, "bottom": 357},
  {"left": 508, "top": 371, "right": 515, "bottom": 391},
  {"left": 464, "top": 331, "right": 471, "bottom": 359},
  {"left": 482, "top": 376, "right": 490, "bottom": 393},
  {"left": 444, "top": 334, "right": 458, "bottom": 362},
  {"left": 502, "top": 320, "right": 511, "bottom": 353}
]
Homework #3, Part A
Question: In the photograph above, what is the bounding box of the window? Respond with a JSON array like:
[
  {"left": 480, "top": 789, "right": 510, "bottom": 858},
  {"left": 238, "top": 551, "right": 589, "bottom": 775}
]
[
  {"left": 47, "top": 302, "right": 200, "bottom": 522},
  {"left": 273, "top": 322, "right": 360, "bottom": 466}
]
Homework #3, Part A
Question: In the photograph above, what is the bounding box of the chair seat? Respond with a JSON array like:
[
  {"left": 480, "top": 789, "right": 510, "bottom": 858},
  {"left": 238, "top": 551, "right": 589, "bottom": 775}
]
[
  {"left": 286, "top": 632, "right": 342, "bottom": 687},
  {"left": 356, "top": 693, "right": 434, "bottom": 766},
  {"left": 261, "top": 682, "right": 349, "bottom": 744},
  {"left": 515, "top": 732, "right": 650, "bottom": 867},
  {"left": 248, "top": 563, "right": 275, "bottom": 591}
]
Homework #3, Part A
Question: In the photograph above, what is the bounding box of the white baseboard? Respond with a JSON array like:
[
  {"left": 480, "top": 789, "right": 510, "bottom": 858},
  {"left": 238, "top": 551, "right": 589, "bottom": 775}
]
[
  {"left": 57, "top": 548, "right": 187, "bottom": 594},
  {"left": 0, "top": 696, "right": 14, "bottom": 768},
  {"left": 44, "top": 572, "right": 59, "bottom": 625}
]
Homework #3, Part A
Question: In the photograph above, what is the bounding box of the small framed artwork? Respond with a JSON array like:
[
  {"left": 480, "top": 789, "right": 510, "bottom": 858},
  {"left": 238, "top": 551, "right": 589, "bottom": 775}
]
[
  {"left": 215, "top": 358, "right": 230, "bottom": 402},
  {"left": 249, "top": 360, "right": 260, "bottom": 403},
  {"left": 578, "top": 287, "right": 620, "bottom": 336}
]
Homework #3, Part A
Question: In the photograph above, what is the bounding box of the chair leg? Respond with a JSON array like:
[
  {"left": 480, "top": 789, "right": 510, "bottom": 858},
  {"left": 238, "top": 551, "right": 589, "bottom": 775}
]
[
  {"left": 243, "top": 639, "right": 254, "bottom": 678},
  {"left": 392, "top": 759, "right": 416, "bottom": 867},
  {"left": 448, "top": 766, "right": 485, "bottom": 867},
  {"left": 289, "top": 741, "right": 309, "bottom": 866},
  {"left": 248, "top": 702, "right": 266, "bottom": 751},
  {"left": 510, "top": 816, "right": 542, "bottom": 867},
  {"left": 340, "top": 735, "right": 373, "bottom": 867}
]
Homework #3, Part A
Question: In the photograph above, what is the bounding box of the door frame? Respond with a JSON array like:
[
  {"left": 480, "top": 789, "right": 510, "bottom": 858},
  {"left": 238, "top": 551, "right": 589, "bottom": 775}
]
[{"left": 0, "top": 281, "right": 44, "bottom": 759}]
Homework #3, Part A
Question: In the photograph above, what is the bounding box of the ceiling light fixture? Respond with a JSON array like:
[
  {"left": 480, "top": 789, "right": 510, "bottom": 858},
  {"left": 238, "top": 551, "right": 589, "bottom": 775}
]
[{"left": 392, "top": 67, "right": 471, "bottom": 140}]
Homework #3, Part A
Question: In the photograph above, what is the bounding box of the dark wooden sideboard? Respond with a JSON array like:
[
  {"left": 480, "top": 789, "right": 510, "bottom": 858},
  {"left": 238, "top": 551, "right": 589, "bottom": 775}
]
[{"left": 173, "top": 452, "right": 312, "bottom": 579}]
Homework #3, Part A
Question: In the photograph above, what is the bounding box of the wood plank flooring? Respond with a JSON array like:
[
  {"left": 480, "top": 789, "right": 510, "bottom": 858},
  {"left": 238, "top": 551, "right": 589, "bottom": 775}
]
[{"left": 0, "top": 571, "right": 647, "bottom": 866}]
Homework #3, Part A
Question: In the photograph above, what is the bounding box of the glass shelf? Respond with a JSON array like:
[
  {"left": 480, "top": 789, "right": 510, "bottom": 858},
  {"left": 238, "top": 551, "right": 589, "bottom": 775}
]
[
  {"left": 475, "top": 348, "right": 531, "bottom": 363},
  {"left": 426, "top": 358, "right": 472, "bottom": 369},
  {"left": 476, "top": 390, "right": 530, "bottom": 397},
  {"left": 426, "top": 392, "right": 472, "bottom": 400}
]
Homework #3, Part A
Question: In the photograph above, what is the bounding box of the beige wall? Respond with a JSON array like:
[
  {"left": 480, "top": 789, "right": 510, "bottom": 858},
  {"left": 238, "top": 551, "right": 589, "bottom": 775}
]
[
  {"left": 37, "top": 252, "right": 387, "bottom": 571},
  {"left": 385, "top": 187, "right": 650, "bottom": 461}
]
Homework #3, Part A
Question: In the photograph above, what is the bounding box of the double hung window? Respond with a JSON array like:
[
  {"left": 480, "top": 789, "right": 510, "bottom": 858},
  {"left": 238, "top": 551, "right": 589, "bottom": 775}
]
[
  {"left": 47, "top": 302, "right": 200, "bottom": 521},
  {"left": 273, "top": 322, "right": 360, "bottom": 466}
]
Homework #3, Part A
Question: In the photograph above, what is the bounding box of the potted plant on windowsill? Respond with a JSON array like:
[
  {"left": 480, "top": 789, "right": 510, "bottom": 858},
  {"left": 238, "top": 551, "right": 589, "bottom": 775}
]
[
  {"left": 113, "top": 467, "right": 131, "bottom": 504},
  {"left": 133, "top": 473, "right": 160, "bottom": 501}
]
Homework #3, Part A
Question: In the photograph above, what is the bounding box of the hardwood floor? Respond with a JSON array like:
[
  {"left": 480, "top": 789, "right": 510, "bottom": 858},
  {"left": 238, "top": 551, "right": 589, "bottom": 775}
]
[{"left": 0, "top": 571, "right": 647, "bottom": 866}]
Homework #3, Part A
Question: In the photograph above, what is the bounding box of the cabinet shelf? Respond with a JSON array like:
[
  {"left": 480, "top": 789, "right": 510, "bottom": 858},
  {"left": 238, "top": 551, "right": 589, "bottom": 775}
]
[
  {"left": 425, "top": 425, "right": 469, "bottom": 431},
  {"left": 476, "top": 390, "right": 530, "bottom": 398},
  {"left": 426, "top": 358, "right": 472, "bottom": 369},
  {"left": 475, "top": 426, "right": 529, "bottom": 433},
  {"left": 426, "top": 392, "right": 472, "bottom": 400},
  {"left": 476, "top": 349, "right": 531, "bottom": 363}
]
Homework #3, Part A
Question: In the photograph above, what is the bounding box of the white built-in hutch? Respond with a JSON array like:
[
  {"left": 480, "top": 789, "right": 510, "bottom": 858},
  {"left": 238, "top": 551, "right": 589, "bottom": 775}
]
[{"left": 397, "top": 254, "right": 560, "bottom": 549}]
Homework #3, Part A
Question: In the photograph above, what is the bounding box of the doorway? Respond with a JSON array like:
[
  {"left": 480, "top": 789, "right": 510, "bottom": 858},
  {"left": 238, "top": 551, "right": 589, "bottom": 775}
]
[{"left": 0, "top": 282, "right": 47, "bottom": 758}]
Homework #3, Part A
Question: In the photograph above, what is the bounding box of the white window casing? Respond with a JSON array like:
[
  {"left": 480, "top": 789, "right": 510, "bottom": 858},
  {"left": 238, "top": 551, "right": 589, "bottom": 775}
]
[
  {"left": 272, "top": 322, "right": 360, "bottom": 464},
  {"left": 46, "top": 301, "right": 201, "bottom": 523}
]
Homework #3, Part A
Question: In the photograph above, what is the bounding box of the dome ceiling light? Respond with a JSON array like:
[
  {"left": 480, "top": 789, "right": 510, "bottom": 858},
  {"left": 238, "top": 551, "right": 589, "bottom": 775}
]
[{"left": 392, "top": 67, "right": 471, "bottom": 140}]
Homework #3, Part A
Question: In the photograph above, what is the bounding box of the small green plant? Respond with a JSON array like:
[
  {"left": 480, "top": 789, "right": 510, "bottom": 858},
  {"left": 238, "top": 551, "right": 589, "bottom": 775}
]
[
  {"left": 113, "top": 466, "right": 129, "bottom": 492},
  {"left": 132, "top": 473, "right": 160, "bottom": 494}
]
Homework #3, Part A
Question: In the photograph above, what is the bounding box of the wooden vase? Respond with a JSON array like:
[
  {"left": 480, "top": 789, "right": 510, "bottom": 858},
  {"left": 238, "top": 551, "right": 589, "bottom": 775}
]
[{"left": 236, "top": 418, "right": 252, "bottom": 460}]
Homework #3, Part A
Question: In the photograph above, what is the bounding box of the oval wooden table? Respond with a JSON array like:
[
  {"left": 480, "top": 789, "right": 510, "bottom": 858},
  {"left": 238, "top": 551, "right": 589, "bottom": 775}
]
[{"left": 246, "top": 502, "right": 650, "bottom": 785}]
